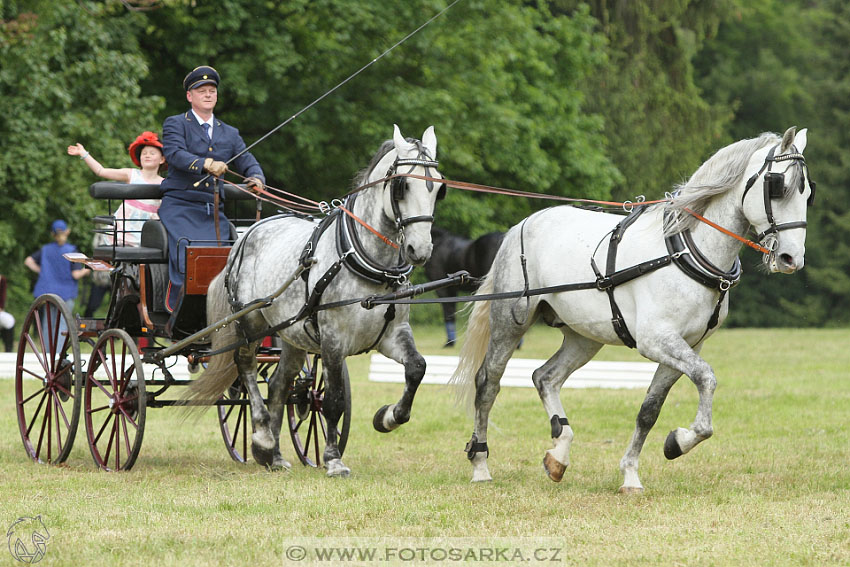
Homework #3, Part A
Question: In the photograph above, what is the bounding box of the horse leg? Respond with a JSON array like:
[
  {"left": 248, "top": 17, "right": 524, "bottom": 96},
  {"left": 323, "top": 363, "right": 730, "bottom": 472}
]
[
  {"left": 437, "top": 289, "right": 457, "bottom": 347},
  {"left": 318, "top": 346, "right": 350, "bottom": 477},
  {"left": 265, "top": 341, "right": 306, "bottom": 471},
  {"left": 618, "top": 363, "right": 682, "bottom": 493},
  {"left": 620, "top": 336, "right": 712, "bottom": 493},
  {"left": 373, "top": 322, "right": 425, "bottom": 433},
  {"left": 532, "top": 328, "right": 602, "bottom": 483},
  {"left": 468, "top": 307, "right": 529, "bottom": 482},
  {"left": 233, "top": 341, "right": 280, "bottom": 468}
]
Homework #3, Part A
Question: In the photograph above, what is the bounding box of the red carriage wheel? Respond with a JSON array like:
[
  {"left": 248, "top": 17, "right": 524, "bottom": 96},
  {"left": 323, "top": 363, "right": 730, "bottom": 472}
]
[
  {"left": 15, "top": 294, "right": 83, "bottom": 464},
  {"left": 287, "top": 354, "right": 351, "bottom": 467},
  {"left": 84, "top": 329, "right": 146, "bottom": 471},
  {"left": 218, "top": 368, "right": 270, "bottom": 464}
]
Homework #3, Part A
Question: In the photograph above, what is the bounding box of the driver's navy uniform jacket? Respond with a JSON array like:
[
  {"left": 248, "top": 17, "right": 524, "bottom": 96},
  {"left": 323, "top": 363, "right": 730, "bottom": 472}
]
[{"left": 159, "top": 111, "right": 265, "bottom": 310}]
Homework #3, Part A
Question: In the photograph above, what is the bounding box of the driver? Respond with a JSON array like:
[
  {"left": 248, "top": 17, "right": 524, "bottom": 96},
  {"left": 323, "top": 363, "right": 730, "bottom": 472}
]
[{"left": 159, "top": 65, "right": 266, "bottom": 312}]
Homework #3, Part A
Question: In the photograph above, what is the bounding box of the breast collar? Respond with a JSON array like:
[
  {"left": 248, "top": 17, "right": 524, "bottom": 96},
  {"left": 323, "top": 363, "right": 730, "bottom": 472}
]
[
  {"left": 336, "top": 192, "right": 412, "bottom": 287},
  {"left": 663, "top": 210, "right": 742, "bottom": 292}
]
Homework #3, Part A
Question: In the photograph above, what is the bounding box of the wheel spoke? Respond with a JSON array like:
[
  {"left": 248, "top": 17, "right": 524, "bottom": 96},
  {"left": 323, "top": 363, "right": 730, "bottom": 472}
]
[
  {"left": 108, "top": 338, "right": 118, "bottom": 392},
  {"left": 23, "top": 332, "right": 49, "bottom": 375},
  {"left": 53, "top": 366, "right": 75, "bottom": 400},
  {"left": 51, "top": 391, "right": 64, "bottom": 455},
  {"left": 310, "top": 412, "right": 320, "bottom": 465},
  {"left": 26, "top": 390, "right": 48, "bottom": 437},
  {"left": 231, "top": 406, "right": 244, "bottom": 449},
  {"left": 114, "top": 415, "right": 121, "bottom": 470},
  {"left": 21, "top": 384, "right": 47, "bottom": 406},
  {"left": 121, "top": 415, "right": 132, "bottom": 462},
  {"left": 117, "top": 402, "right": 139, "bottom": 430},
  {"left": 103, "top": 415, "right": 117, "bottom": 467},
  {"left": 93, "top": 412, "right": 113, "bottom": 445},
  {"left": 52, "top": 390, "right": 71, "bottom": 431}
]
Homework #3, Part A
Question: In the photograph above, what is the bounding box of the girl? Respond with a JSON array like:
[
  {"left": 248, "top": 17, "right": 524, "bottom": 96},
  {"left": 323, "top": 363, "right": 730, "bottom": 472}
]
[{"left": 68, "top": 131, "right": 165, "bottom": 246}]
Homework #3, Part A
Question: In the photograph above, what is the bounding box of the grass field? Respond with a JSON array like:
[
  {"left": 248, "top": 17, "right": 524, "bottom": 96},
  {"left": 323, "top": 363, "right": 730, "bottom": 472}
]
[{"left": 1, "top": 325, "right": 848, "bottom": 566}]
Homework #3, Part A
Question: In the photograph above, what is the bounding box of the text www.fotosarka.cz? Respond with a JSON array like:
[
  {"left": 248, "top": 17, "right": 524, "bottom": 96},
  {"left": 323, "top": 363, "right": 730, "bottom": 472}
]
[{"left": 282, "top": 537, "right": 565, "bottom": 564}]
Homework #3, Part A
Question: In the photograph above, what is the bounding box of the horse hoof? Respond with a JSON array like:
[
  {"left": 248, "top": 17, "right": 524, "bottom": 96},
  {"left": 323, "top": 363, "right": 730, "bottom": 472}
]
[
  {"left": 372, "top": 405, "right": 394, "bottom": 433},
  {"left": 543, "top": 452, "right": 566, "bottom": 483},
  {"left": 251, "top": 445, "right": 275, "bottom": 467},
  {"left": 664, "top": 430, "right": 684, "bottom": 460},
  {"left": 270, "top": 456, "right": 292, "bottom": 471},
  {"left": 618, "top": 485, "right": 644, "bottom": 495},
  {"left": 471, "top": 473, "right": 493, "bottom": 483},
  {"left": 325, "top": 459, "right": 351, "bottom": 478}
]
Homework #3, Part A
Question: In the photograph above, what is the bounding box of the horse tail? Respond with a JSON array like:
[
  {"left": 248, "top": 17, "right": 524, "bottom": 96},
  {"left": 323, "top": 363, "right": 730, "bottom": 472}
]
[
  {"left": 450, "top": 269, "right": 495, "bottom": 410},
  {"left": 181, "top": 270, "right": 239, "bottom": 409}
]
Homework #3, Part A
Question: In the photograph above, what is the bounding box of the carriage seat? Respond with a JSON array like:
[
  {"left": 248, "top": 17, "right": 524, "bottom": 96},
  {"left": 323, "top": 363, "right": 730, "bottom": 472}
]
[{"left": 92, "top": 220, "right": 168, "bottom": 263}]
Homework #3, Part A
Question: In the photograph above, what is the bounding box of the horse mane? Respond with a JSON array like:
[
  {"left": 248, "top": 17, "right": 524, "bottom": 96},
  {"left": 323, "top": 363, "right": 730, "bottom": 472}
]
[{"left": 664, "top": 132, "right": 781, "bottom": 234}]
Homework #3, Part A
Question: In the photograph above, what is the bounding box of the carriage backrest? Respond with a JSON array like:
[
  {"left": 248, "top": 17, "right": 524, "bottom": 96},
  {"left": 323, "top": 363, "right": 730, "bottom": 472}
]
[{"left": 89, "top": 181, "right": 257, "bottom": 201}]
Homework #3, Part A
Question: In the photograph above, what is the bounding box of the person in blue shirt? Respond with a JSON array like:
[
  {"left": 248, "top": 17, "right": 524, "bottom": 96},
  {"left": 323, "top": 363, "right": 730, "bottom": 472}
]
[
  {"left": 24, "top": 220, "right": 90, "bottom": 338},
  {"left": 159, "top": 65, "right": 266, "bottom": 312}
]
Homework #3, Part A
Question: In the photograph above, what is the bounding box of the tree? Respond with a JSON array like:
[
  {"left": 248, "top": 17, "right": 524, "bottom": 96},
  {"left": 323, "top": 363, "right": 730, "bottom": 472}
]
[{"left": 551, "top": 0, "right": 733, "bottom": 204}]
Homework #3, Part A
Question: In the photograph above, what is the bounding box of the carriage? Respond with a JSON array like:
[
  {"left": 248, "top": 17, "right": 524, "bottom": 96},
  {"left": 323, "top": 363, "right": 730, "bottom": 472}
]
[
  {"left": 14, "top": 125, "right": 454, "bottom": 475},
  {"left": 14, "top": 180, "right": 348, "bottom": 471}
]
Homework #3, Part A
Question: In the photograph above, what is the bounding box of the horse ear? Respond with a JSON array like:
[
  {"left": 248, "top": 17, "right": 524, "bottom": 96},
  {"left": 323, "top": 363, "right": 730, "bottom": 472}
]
[
  {"left": 422, "top": 125, "right": 437, "bottom": 158},
  {"left": 780, "top": 126, "right": 797, "bottom": 153},
  {"left": 793, "top": 128, "right": 808, "bottom": 153},
  {"left": 393, "top": 124, "right": 414, "bottom": 154}
]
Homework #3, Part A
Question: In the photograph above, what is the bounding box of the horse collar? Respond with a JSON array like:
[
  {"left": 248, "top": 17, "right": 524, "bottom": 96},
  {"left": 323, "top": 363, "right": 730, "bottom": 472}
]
[
  {"left": 336, "top": 192, "right": 412, "bottom": 287},
  {"left": 663, "top": 212, "right": 742, "bottom": 292}
]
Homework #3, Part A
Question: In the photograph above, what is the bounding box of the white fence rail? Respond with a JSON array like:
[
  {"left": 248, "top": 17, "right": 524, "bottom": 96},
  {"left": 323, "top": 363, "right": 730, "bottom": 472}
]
[{"left": 368, "top": 354, "right": 656, "bottom": 389}]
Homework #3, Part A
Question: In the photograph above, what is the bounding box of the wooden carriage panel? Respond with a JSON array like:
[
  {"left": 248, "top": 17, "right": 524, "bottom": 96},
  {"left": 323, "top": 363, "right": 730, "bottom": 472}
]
[{"left": 185, "top": 246, "right": 231, "bottom": 295}]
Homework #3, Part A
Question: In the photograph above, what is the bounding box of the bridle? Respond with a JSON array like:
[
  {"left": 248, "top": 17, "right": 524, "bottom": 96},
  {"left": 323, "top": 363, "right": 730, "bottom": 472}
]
[
  {"left": 741, "top": 144, "right": 816, "bottom": 250},
  {"left": 384, "top": 145, "right": 445, "bottom": 240}
]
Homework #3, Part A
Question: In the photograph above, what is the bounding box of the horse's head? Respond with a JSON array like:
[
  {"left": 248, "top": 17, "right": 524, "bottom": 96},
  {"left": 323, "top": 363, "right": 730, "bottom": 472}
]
[
  {"left": 741, "top": 126, "right": 815, "bottom": 273},
  {"left": 373, "top": 124, "right": 444, "bottom": 265}
]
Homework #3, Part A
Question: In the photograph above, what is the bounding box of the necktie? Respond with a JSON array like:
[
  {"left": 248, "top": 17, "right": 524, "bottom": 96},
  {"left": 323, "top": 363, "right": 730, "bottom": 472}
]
[{"left": 202, "top": 122, "right": 211, "bottom": 140}]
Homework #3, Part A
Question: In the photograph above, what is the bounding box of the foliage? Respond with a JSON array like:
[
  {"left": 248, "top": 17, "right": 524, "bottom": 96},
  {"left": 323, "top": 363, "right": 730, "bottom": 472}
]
[
  {"left": 2, "top": 0, "right": 850, "bottom": 328},
  {"left": 551, "top": 0, "right": 733, "bottom": 202},
  {"left": 0, "top": 0, "right": 163, "bottom": 313}
]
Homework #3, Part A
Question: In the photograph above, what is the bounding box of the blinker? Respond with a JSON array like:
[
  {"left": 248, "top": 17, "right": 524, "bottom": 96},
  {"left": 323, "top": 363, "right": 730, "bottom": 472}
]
[{"left": 765, "top": 172, "right": 784, "bottom": 200}]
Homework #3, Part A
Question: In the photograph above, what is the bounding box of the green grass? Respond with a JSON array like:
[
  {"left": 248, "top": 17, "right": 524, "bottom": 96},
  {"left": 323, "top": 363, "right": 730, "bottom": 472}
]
[{"left": 1, "top": 326, "right": 848, "bottom": 566}]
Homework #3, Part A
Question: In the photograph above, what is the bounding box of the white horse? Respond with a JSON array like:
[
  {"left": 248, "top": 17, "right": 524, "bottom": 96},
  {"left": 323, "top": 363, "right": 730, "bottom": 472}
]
[
  {"left": 453, "top": 127, "right": 815, "bottom": 492},
  {"left": 188, "top": 125, "right": 444, "bottom": 476}
]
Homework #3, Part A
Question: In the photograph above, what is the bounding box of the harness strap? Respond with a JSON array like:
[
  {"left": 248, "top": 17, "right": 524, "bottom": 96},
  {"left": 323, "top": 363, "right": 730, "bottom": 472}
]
[
  {"left": 512, "top": 219, "right": 532, "bottom": 325},
  {"left": 595, "top": 207, "right": 647, "bottom": 349}
]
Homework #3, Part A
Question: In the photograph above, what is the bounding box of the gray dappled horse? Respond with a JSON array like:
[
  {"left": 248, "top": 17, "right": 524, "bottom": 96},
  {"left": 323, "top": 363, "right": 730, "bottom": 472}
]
[
  {"left": 453, "top": 127, "right": 815, "bottom": 493},
  {"left": 189, "top": 125, "right": 444, "bottom": 476}
]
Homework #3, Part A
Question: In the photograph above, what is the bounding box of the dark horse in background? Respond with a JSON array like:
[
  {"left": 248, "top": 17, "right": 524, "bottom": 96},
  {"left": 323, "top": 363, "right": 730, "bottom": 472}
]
[{"left": 424, "top": 227, "right": 504, "bottom": 346}]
